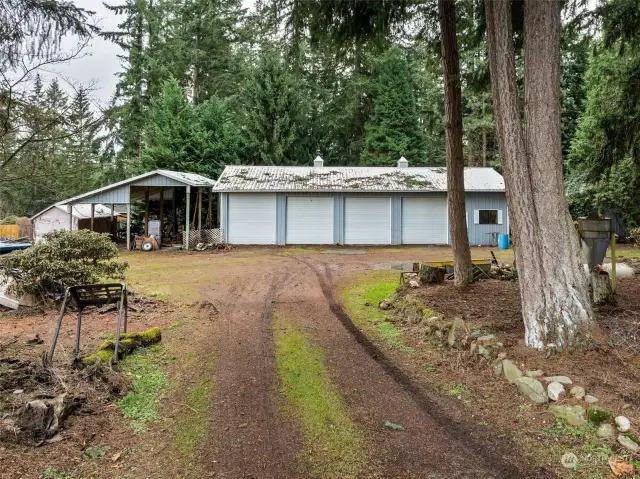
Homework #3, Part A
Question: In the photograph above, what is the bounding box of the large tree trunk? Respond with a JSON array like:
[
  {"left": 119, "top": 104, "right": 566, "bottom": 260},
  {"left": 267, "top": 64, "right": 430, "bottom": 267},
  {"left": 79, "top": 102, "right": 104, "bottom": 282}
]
[
  {"left": 438, "top": 0, "right": 473, "bottom": 286},
  {"left": 484, "top": 0, "right": 594, "bottom": 350}
]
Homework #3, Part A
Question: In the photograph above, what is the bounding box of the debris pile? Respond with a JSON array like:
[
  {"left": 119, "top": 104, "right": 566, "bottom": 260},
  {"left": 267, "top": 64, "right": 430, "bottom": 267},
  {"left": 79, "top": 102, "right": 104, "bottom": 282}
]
[
  {"left": 489, "top": 263, "right": 518, "bottom": 281},
  {"left": 194, "top": 242, "right": 233, "bottom": 252}
]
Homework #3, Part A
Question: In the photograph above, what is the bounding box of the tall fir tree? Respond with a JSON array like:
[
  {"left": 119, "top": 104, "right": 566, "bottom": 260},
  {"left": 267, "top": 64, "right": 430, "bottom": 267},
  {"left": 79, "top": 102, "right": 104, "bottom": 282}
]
[
  {"left": 360, "top": 45, "right": 425, "bottom": 166},
  {"left": 240, "top": 47, "right": 311, "bottom": 165},
  {"left": 142, "top": 77, "right": 242, "bottom": 176}
]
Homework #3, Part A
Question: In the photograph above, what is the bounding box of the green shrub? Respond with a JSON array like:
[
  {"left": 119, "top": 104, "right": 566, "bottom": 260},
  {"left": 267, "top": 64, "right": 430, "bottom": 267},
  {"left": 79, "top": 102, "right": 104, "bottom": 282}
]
[
  {"left": 0, "top": 215, "right": 18, "bottom": 225},
  {"left": 0, "top": 230, "right": 128, "bottom": 297}
]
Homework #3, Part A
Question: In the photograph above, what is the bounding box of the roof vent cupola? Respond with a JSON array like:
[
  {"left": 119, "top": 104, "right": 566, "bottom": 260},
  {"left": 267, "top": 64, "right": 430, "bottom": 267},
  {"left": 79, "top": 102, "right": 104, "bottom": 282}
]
[
  {"left": 314, "top": 154, "right": 324, "bottom": 169},
  {"left": 397, "top": 157, "right": 409, "bottom": 168}
]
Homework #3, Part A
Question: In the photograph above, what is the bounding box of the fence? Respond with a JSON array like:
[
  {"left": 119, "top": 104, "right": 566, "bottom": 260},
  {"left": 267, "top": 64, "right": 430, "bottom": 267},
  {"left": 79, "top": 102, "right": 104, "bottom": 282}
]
[
  {"left": 0, "top": 225, "right": 19, "bottom": 239},
  {"left": 182, "top": 229, "right": 225, "bottom": 249}
]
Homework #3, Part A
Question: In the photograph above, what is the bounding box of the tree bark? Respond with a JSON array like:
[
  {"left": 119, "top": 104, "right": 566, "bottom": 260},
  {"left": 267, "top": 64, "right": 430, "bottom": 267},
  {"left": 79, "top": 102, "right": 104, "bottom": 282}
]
[
  {"left": 438, "top": 0, "right": 473, "bottom": 286},
  {"left": 484, "top": 0, "right": 594, "bottom": 350}
]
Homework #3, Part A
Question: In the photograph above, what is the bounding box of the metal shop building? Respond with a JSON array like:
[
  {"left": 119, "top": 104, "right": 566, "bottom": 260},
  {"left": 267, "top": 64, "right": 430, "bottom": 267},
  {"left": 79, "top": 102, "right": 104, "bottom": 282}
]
[{"left": 213, "top": 157, "right": 509, "bottom": 246}]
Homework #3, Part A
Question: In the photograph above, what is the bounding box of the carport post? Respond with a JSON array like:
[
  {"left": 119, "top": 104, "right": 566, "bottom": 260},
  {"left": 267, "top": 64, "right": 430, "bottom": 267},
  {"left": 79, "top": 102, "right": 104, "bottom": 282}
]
[
  {"left": 144, "top": 188, "right": 150, "bottom": 235},
  {"left": 126, "top": 203, "right": 131, "bottom": 250},
  {"left": 90, "top": 204, "right": 95, "bottom": 231},
  {"left": 207, "top": 188, "right": 213, "bottom": 228},
  {"left": 197, "top": 187, "right": 202, "bottom": 231},
  {"left": 111, "top": 204, "right": 115, "bottom": 235},
  {"left": 185, "top": 185, "right": 191, "bottom": 250},
  {"left": 159, "top": 187, "right": 164, "bottom": 235},
  {"left": 68, "top": 205, "right": 73, "bottom": 230}
]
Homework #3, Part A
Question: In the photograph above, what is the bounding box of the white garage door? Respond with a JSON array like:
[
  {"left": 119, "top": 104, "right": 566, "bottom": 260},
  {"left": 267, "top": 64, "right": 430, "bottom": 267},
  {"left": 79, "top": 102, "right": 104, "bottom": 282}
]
[
  {"left": 286, "top": 197, "right": 334, "bottom": 244},
  {"left": 401, "top": 196, "right": 448, "bottom": 244},
  {"left": 344, "top": 197, "right": 391, "bottom": 244},
  {"left": 227, "top": 194, "right": 276, "bottom": 244}
]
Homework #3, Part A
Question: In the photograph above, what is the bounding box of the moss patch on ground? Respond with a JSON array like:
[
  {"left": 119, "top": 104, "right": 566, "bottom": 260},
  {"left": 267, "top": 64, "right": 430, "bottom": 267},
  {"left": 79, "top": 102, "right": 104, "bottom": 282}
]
[
  {"left": 175, "top": 365, "right": 215, "bottom": 460},
  {"left": 116, "top": 345, "right": 172, "bottom": 433},
  {"left": 274, "top": 317, "right": 369, "bottom": 479},
  {"left": 341, "top": 270, "right": 413, "bottom": 352}
]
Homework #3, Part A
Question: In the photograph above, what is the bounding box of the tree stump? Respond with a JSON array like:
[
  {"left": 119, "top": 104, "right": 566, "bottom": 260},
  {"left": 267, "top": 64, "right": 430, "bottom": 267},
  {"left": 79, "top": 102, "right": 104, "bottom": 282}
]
[
  {"left": 419, "top": 264, "right": 445, "bottom": 284},
  {"left": 591, "top": 267, "right": 616, "bottom": 306}
]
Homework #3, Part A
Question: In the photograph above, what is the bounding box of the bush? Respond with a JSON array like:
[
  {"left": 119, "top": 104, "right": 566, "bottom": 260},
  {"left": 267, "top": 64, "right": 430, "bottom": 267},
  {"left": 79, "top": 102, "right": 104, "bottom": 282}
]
[
  {"left": 0, "top": 215, "right": 18, "bottom": 225},
  {"left": 0, "top": 230, "right": 128, "bottom": 298},
  {"left": 629, "top": 227, "right": 640, "bottom": 246}
]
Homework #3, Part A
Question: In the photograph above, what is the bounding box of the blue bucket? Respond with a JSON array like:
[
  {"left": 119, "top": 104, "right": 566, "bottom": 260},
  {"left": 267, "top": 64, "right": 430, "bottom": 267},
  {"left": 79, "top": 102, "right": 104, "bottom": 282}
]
[{"left": 498, "top": 234, "right": 510, "bottom": 249}]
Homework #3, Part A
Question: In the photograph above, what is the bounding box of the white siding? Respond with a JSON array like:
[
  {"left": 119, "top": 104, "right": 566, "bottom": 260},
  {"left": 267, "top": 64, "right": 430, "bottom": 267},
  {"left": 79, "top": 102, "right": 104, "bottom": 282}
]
[
  {"left": 286, "top": 197, "right": 333, "bottom": 244},
  {"left": 33, "top": 208, "right": 76, "bottom": 243},
  {"left": 401, "top": 197, "right": 448, "bottom": 244},
  {"left": 227, "top": 193, "right": 277, "bottom": 244},
  {"left": 344, "top": 197, "right": 391, "bottom": 244}
]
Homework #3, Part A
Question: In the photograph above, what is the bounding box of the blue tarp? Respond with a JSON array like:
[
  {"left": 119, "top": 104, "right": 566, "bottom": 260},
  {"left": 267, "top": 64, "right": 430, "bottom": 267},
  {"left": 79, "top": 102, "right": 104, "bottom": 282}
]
[{"left": 0, "top": 243, "right": 31, "bottom": 254}]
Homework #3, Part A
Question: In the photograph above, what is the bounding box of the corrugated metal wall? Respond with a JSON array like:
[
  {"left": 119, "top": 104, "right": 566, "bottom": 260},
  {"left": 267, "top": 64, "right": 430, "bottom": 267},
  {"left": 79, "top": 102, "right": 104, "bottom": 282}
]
[
  {"left": 222, "top": 191, "right": 508, "bottom": 246},
  {"left": 465, "top": 193, "right": 509, "bottom": 245}
]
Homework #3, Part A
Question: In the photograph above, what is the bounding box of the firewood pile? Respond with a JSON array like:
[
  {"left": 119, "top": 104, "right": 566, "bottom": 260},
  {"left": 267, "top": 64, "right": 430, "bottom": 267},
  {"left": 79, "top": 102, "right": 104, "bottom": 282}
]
[{"left": 490, "top": 263, "right": 518, "bottom": 281}]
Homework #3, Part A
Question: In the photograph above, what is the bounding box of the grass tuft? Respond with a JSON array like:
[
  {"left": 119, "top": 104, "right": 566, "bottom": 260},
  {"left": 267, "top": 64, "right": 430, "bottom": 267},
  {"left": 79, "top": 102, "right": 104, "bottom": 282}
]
[
  {"left": 274, "top": 318, "right": 369, "bottom": 478},
  {"left": 116, "top": 345, "right": 171, "bottom": 433},
  {"left": 341, "top": 270, "right": 413, "bottom": 352},
  {"left": 175, "top": 379, "right": 214, "bottom": 459}
]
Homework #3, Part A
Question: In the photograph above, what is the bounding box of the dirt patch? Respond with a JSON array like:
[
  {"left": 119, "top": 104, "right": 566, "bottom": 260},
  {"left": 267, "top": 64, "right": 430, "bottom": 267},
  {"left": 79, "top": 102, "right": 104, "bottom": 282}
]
[
  {"left": 286, "top": 258, "right": 549, "bottom": 478},
  {"left": 347, "top": 274, "right": 640, "bottom": 477}
]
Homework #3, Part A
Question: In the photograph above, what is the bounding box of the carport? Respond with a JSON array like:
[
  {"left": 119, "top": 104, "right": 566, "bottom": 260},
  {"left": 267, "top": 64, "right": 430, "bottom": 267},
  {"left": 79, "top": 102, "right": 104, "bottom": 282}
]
[{"left": 61, "top": 170, "right": 217, "bottom": 250}]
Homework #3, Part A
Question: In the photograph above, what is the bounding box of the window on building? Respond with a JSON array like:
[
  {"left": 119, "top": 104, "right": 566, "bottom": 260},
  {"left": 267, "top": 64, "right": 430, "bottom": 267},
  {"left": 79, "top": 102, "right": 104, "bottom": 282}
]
[{"left": 479, "top": 209, "right": 498, "bottom": 225}]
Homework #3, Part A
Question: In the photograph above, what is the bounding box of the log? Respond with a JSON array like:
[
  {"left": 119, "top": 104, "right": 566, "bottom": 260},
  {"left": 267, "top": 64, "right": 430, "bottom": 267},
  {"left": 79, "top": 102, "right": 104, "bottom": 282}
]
[{"left": 80, "top": 327, "right": 162, "bottom": 365}]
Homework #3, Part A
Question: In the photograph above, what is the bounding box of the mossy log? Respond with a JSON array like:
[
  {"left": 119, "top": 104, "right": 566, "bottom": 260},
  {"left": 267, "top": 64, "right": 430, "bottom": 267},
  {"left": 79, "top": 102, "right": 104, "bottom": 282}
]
[{"left": 80, "top": 327, "right": 162, "bottom": 365}]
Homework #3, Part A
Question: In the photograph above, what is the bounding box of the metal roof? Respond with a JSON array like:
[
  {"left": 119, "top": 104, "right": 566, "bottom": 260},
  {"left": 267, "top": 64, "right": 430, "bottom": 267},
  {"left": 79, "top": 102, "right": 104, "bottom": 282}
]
[
  {"left": 31, "top": 203, "right": 122, "bottom": 221},
  {"left": 61, "top": 169, "right": 216, "bottom": 205},
  {"left": 213, "top": 166, "right": 505, "bottom": 192}
]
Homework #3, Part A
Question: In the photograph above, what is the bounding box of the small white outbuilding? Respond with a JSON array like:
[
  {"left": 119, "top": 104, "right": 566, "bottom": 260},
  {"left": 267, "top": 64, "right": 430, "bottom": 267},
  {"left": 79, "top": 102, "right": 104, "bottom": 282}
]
[{"left": 30, "top": 204, "right": 120, "bottom": 243}]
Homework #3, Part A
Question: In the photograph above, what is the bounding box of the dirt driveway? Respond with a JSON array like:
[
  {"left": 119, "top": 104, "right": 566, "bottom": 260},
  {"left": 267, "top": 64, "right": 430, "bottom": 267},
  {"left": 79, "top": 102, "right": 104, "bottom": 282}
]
[{"left": 122, "top": 246, "right": 550, "bottom": 478}]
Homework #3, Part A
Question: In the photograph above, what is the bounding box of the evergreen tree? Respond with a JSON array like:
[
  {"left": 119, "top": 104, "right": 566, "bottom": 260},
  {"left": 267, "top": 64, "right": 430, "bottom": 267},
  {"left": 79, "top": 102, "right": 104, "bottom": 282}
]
[
  {"left": 142, "top": 77, "right": 242, "bottom": 177},
  {"left": 240, "top": 48, "right": 311, "bottom": 165},
  {"left": 173, "top": 0, "right": 247, "bottom": 102},
  {"left": 360, "top": 45, "right": 425, "bottom": 166}
]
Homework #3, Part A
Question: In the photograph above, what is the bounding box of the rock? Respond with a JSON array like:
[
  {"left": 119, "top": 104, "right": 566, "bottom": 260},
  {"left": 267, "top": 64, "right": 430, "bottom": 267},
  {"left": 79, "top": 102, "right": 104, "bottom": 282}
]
[
  {"left": 548, "top": 404, "right": 587, "bottom": 427},
  {"left": 543, "top": 376, "right": 572, "bottom": 385},
  {"left": 584, "top": 394, "right": 598, "bottom": 404},
  {"left": 617, "top": 434, "right": 640, "bottom": 452},
  {"left": 492, "top": 362, "right": 503, "bottom": 377},
  {"left": 587, "top": 407, "right": 611, "bottom": 424},
  {"left": 561, "top": 452, "right": 578, "bottom": 469},
  {"left": 12, "top": 389, "right": 24, "bottom": 394},
  {"left": 569, "top": 386, "right": 585, "bottom": 400},
  {"left": 615, "top": 416, "right": 631, "bottom": 432},
  {"left": 408, "top": 280, "right": 420, "bottom": 288},
  {"left": 378, "top": 300, "right": 391, "bottom": 310},
  {"left": 525, "top": 369, "right": 544, "bottom": 378},
  {"left": 547, "top": 382, "right": 565, "bottom": 401},
  {"left": 497, "top": 352, "right": 507, "bottom": 360},
  {"left": 514, "top": 376, "right": 548, "bottom": 403},
  {"left": 502, "top": 359, "right": 523, "bottom": 384},
  {"left": 477, "top": 346, "right": 490, "bottom": 359},
  {"left": 596, "top": 423, "right": 615, "bottom": 438},
  {"left": 601, "top": 262, "right": 635, "bottom": 278}
]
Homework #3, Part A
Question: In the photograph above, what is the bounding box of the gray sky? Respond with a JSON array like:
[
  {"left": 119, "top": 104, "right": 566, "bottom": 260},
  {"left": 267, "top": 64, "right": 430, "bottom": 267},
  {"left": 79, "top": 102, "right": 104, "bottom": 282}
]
[
  {"left": 57, "top": 1, "right": 122, "bottom": 108},
  {"left": 56, "top": 0, "right": 255, "bottom": 108}
]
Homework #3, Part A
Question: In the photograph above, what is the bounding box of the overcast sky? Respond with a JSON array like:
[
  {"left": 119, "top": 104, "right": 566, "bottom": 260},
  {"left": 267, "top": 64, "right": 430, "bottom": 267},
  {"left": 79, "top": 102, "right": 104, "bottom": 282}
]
[{"left": 55, "top": 0, "right": 255, "bottom": 108}]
